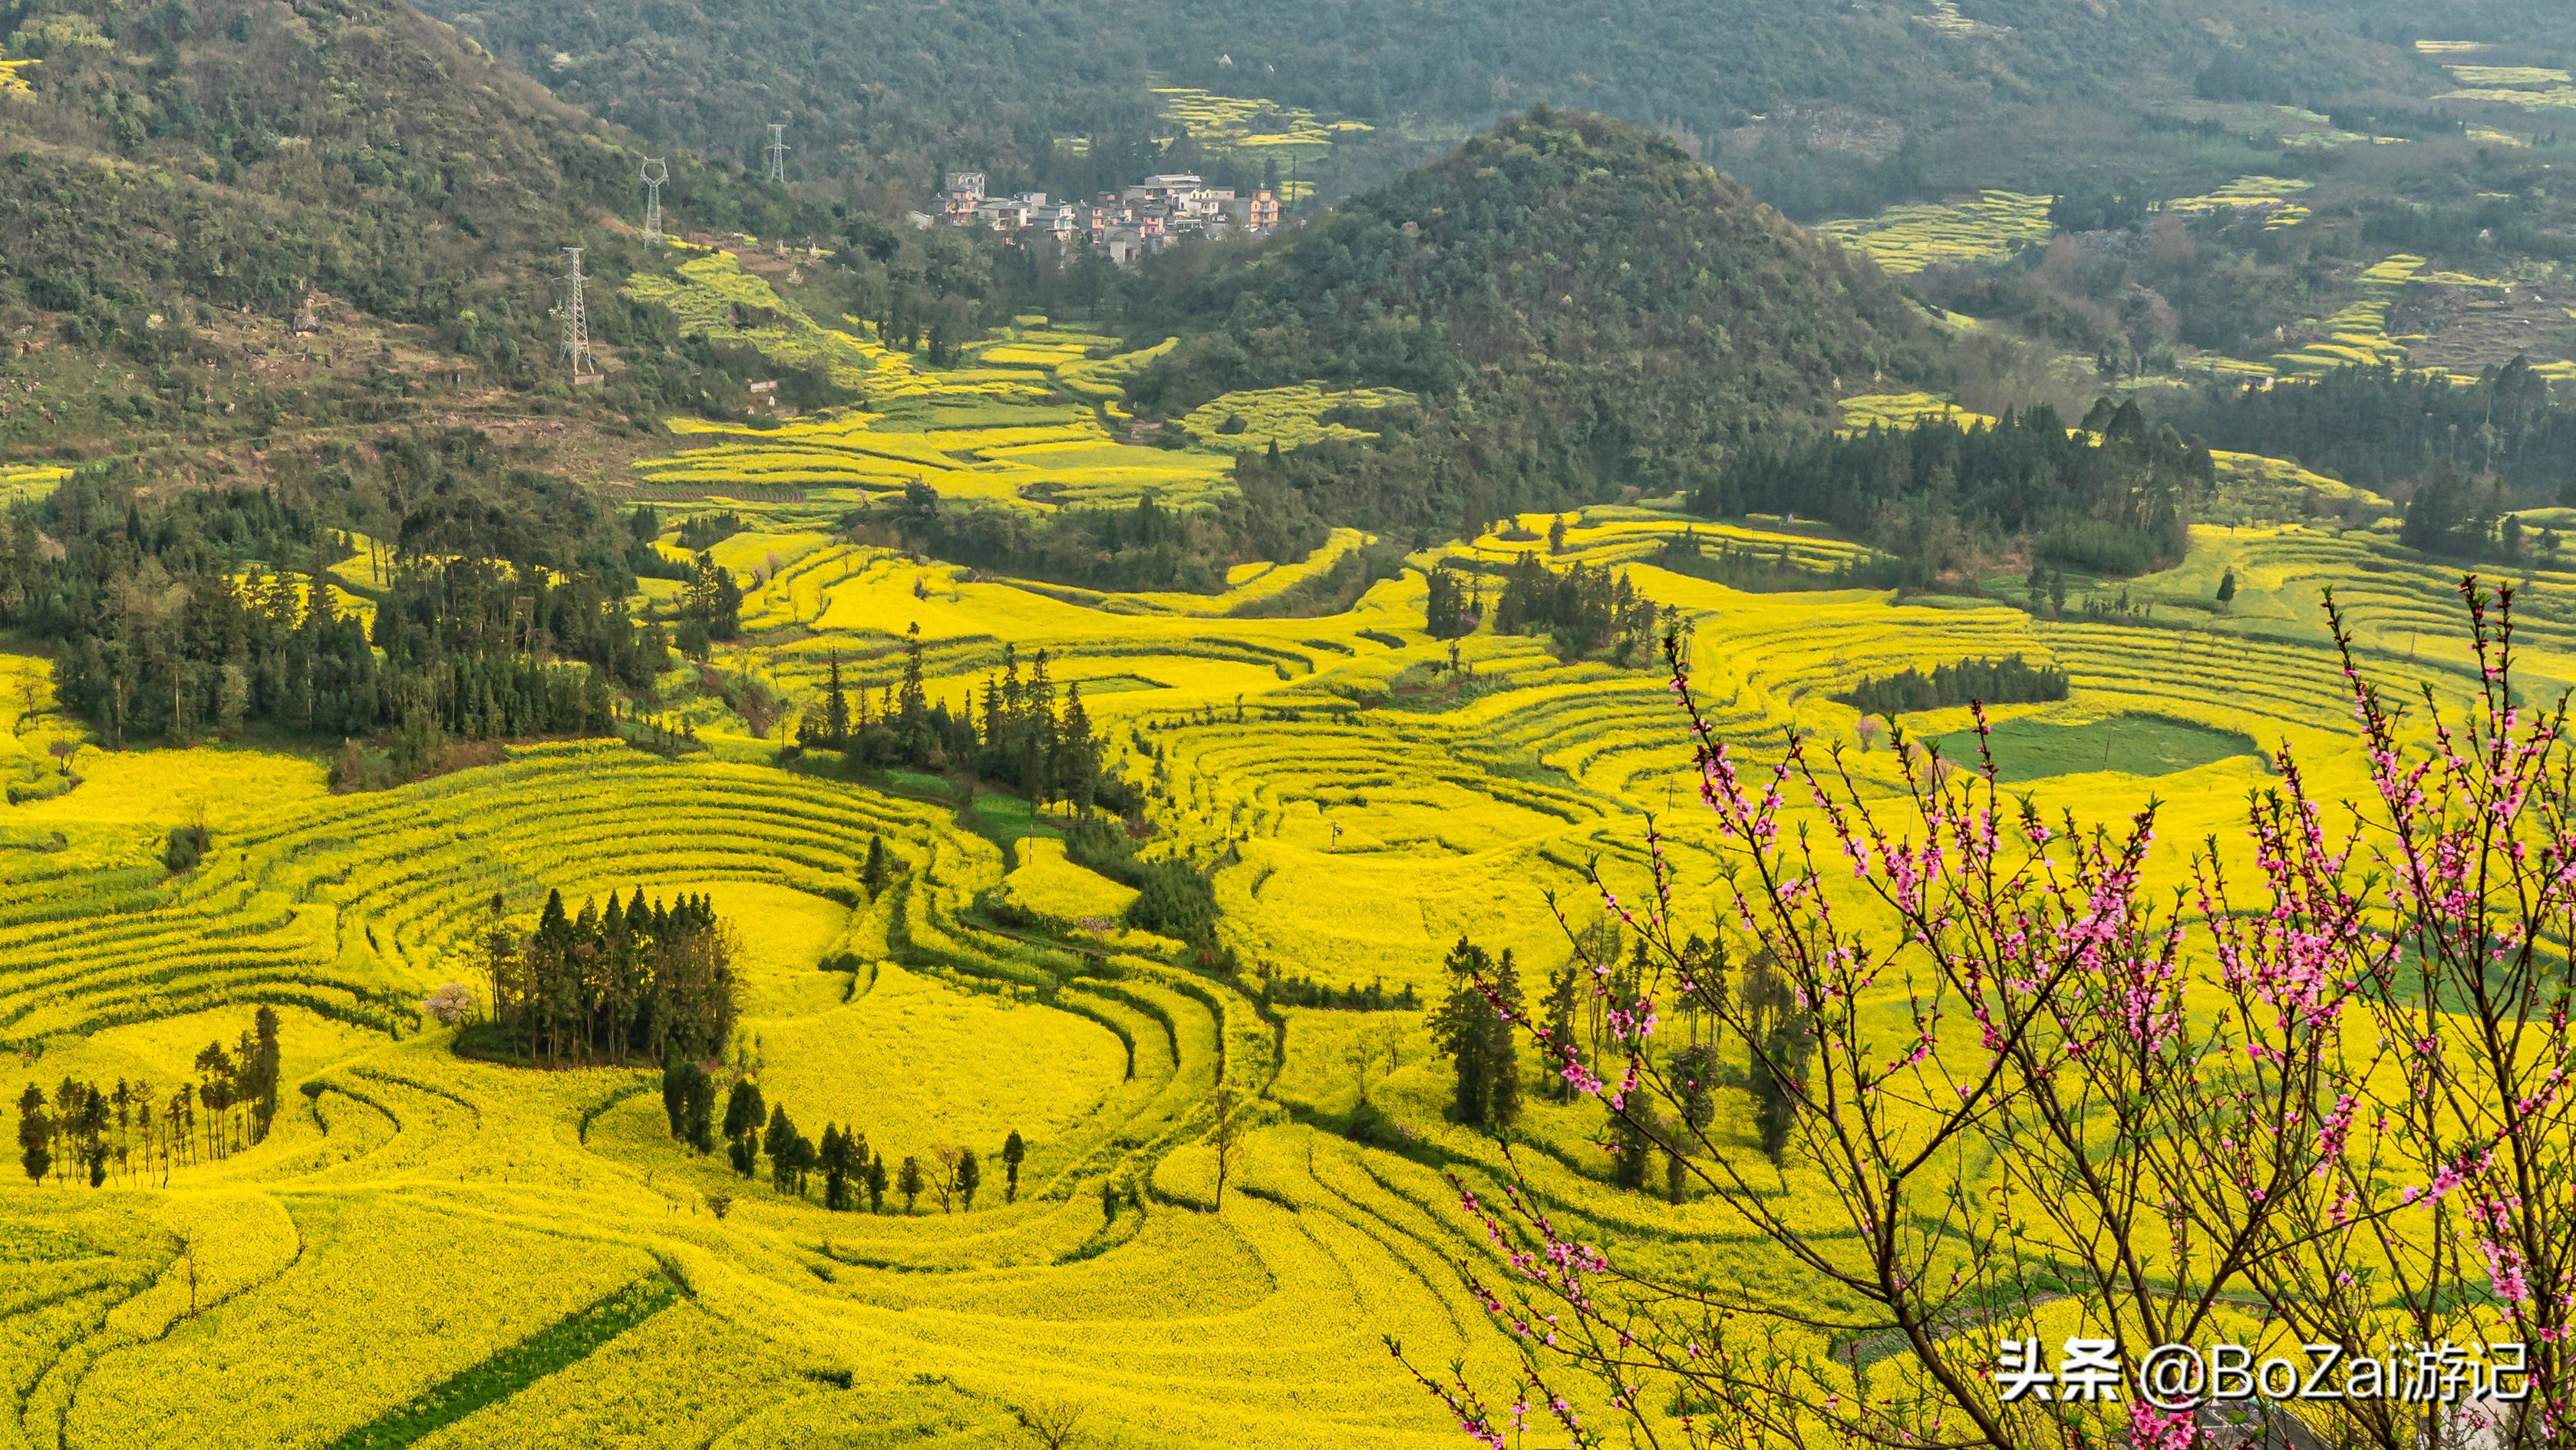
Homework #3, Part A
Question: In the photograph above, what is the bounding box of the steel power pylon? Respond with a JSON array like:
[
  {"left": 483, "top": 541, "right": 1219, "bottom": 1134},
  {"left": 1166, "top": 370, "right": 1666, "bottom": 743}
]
[
  {"left": 640, "top": 158, "right": 668, "bottom": 241},
  {"left": 765, "top": 124, "right": 787, "bottom": 182},
  {"left": 560, "top": 246, "right": 595, "bottom": 378}
]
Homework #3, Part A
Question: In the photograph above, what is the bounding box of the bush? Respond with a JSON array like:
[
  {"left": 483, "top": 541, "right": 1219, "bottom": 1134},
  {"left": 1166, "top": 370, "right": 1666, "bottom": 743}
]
[{"left": 163, "top": 824, "right": 212, "bottom": 874}]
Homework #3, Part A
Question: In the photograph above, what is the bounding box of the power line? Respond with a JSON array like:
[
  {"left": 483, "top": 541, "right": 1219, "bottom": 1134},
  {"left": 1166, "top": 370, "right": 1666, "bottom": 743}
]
[
  {"left": 765, "top": 124, "right": 787, "bottom": 183},
  {"left": 560, "top": 246, "right": 595, "bottom": 379},
  {"left": 640, "top": 157, "right": 668, "bottom": 241}
]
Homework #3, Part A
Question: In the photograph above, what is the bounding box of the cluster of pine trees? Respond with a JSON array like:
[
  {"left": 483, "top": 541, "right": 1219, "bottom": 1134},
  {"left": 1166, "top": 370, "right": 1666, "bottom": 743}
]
[
  {"left": 675, "top": 554, "right": 747, "bottom": 658},
  {"left": 1836, "top": 655, "right": 2070, "bottom": 720},
  {"left": 1485, "top": 556, "right": 1661, "bottom": 662},
  {"left": 1265, "top": 974, "right": 1422, "bottom": 1012},
  {"left": 1420, "top": 566, "right": 1487, "bottom": 640},
  {"left": 2165, "top": 358, "right": 2576, "bottom": 501},
  {"left": 477, "top": 889, "right": 737, "bottom": 1068},
  {"left": 16, "top": 1009, "right": 282, "bottom": 1184},
  {"left": 1064, "top": 815, "right": 1222, "bottom": 950},
  {"left": 654, "top": 1065, "right": 1029, "bottom": 1214},
  {"left": 801, "top": 640, "right": 1129, "bottom": 817},
  {"left": 1428, "top": 930, "right": 1819, "bottom": 1201},
  {"left": 1697, "top": 400, "right": 2210, "bottom": 578},
  {"left": 2, "top": 441, "right": 661, "bottom": 754}
]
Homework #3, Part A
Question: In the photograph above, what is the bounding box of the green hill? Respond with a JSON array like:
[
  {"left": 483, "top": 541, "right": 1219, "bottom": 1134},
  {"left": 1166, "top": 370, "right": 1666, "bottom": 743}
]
[
  {"left": 0, "top": 0, "right": 818, "bottom": 473},
  {"left": 1123, "top": 109, "right": 1938, "bottom": 531}
]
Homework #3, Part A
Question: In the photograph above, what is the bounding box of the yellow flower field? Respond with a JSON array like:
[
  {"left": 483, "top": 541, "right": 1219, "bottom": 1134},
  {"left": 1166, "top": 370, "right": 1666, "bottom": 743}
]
[
  {"left": 1820, "top": 190, "right": 2053, "bottom": 274},
  {"left": 0, "top": 467, "right": 2539, "bottom": 1448}
]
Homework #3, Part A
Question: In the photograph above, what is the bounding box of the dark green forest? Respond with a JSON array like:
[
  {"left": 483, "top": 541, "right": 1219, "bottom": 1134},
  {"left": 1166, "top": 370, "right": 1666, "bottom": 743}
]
[{"left": 1698, "top": 398, "right": 2212, "bottom": 579}]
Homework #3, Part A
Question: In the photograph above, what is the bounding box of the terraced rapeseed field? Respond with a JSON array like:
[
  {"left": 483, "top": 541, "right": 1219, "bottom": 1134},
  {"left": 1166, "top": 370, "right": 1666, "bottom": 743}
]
[
  {"left": 1149, "top": 87, "right": 1370, "bottom": 171},
  {"left": 4, "top": 431, "right": 2543, "bottom": 1448},
  {"left": 1820, "top": 190, "right": 2053, "bottom": 274},
  {"left": 2162, "top": 174, "right": 2314, "bottom": 229},
  {"left": 0, "top": 465, "right": 65, "bottom": 504},
  {"left": 1179, "top": 384, "right": 1415, "bottom": 453}
]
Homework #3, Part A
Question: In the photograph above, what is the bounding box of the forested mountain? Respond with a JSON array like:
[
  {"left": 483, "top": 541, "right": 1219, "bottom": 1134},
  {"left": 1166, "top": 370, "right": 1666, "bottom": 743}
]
[
  {"left": 1116, "top": 109, "right": 1935, "bottom": 534},
  {"left": 411, "top": 0, "right": 2417, "bottom": 216},
  {"left": 0, "top": 0, "right": 818, "bottom": 447}
]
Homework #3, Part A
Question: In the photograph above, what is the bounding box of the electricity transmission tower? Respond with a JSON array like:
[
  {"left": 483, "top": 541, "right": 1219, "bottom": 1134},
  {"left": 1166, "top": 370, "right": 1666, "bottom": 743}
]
[
  {"left": 640, "top": 157, "right": 668, "bottom": 241},
  {"left": 766, "top": 124, "right": 787, "bottom": 182},
  {"left": 560, "top": 246, "right": 595, "bottom": 378}
]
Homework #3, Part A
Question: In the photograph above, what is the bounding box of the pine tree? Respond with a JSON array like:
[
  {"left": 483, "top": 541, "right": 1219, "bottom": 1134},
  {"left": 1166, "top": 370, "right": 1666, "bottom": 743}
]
[
  {"left": 1001, "top": 1129, "right": 1025, "bottom": 1204},
  {"left": 864, "top": 1154, "right": 889, "bottom": 1212},
  {"left": 1544, "top": 963, "right": 1582, "bottom": 1104},
  {"left": 661, "top": 1054, "right": 691, "bottom": 1136},
  {"left": 821, "top": 1125, "right": 852, "bottom": 1210},
  {"left": 1750, "top": 1016, "right": 1812, "bottom": 1164},
  {"left": 1430, "top": 937, "right": 1522, "bottom": 1128},
  {"left": 683, "top": 1069, "right": 716, "bottom": 1154},
  {"left": 956, "top": 1148, "right": 981, "bottom": 1210},
  {"left": 823, "top": 651, "right": 852, "bottom": 746},
  {"left": 1054, "top": 684, "right": 1099, "bottom": 813},
  {"left": 246, "top": 1006, "right": 281, "bottom": 1141},
  {"left": 765, "top": 1105, "right": 801, "bottom": 1193},
  {"left": 722, "top": 1076, "right": 765, "bottom": 1145},
  {"left": 16, "top": 1083, "right": 48, "bottom": 1183},
  {"left": 861, "top": 835, "right": 890, "bottom": 897},
  {"left": 762, "top": 1103, "right": 791, "bottom": 1184},
  {"left": 897, "top": 1154, "right": 924, "bottom": 1213}
]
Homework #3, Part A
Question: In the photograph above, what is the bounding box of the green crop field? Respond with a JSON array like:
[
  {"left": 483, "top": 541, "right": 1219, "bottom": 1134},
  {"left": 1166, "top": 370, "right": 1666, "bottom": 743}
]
[{"left": 1926, "top": 712, "right": 2258, "bottom": 782}]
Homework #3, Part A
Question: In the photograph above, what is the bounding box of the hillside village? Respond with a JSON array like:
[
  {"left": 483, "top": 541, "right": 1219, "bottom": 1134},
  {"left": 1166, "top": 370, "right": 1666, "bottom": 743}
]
[{"left": 912, "top": 171, "right": 1281, "bottom": 262}]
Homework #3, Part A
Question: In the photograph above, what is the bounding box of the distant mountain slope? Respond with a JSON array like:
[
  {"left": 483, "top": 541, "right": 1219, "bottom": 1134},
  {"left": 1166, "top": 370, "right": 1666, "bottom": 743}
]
[
  {"left": 412, "top": 0, "right": 2415, "bottom": 213},
  {"left": 0, "top": 0, "right": 813, "bottom": 461},
  {"left": 1124, "top": 109, "right": 1938, "bottom": 530}
]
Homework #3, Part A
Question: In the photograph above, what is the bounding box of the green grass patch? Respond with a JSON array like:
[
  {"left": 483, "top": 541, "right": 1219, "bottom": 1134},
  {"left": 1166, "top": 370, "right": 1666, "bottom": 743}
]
[
  {"left": 966, "top": 791, "right": 1067, "bottom": 846},
  {"left": 326, "top": 1275, "right": 678, "bottom": 1450},
  {"left": 1928, "top": 713, "right": 2258, "bottom": 783},
  {"left": 1066, "top": 675, "right": 1172, "bottom": 695}
]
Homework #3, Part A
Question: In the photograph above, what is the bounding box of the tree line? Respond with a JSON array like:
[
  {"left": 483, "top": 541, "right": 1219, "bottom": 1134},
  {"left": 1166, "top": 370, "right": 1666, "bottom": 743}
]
[
  {"left": 473, "top": 888, "right": 739, "bottom": 1069},
  {"left": 1693, "top": 398, "right": 2211, "bottom": 580},
  {"left": 1429, "top": 930, "right": 1813, "bottom": 1202},
  {"left": 2162, "top": 357, "right": 2576, "bottom": 504},
  {"left": 861, "top": 474, "right": 1328, "bottom": 599},
  {"left": 655, "top": 1062, "right": 1029, "bottom": 1214},
  {"left": 17, "top": 1008, "right": 282, "bottom": 1185},
  {"left": 1266, "top": 974, "right": 1422, "bottom": 1012},
  {"left": 1481, "top": 555, "right": 1664, "bottom": 663},
  {"left": 1835, "top": 655, "right": 2069, "bottom": 720},
  {"left": 1653, "top": 528, "right": 1906, "bottom": 593}
]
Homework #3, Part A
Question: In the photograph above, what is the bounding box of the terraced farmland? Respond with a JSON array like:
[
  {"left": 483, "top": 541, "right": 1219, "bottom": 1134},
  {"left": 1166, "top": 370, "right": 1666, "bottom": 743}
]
[
  {"left": 0, "top": 472, "right": 2525, "bottom": 1446},
  {"left": 1820, "top": 190, "right": 2053, "bottom": 274}
]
